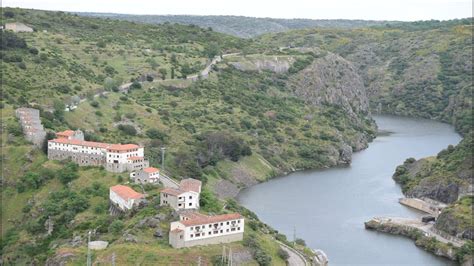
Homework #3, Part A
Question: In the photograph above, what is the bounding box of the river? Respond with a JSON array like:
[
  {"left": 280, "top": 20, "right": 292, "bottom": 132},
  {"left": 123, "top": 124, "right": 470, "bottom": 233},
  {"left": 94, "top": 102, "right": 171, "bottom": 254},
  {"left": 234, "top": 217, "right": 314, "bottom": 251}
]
[{"left": 237, "top": 115, "right": 462, "bottom": 265}]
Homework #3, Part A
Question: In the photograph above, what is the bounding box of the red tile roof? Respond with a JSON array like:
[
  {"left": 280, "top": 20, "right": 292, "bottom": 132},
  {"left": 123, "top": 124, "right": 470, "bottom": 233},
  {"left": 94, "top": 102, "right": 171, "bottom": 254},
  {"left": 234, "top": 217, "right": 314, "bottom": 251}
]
[
  {"left": 110, "top": 185, "right": 144, "bottom": 200},
  {"left": 49, "top": 138, "right": 110, "bottom": 148},
  {"left": 49, "top": 138, "right": 141, "bottom": 151},
  {"left": 108, "top": 144, "right": 140, "bottom": 151},
  {"left": 161, "top": 187, "right": 186, "bottom": 196},
  {"left": 180, "top": 179, "right": 202, "bottom": 193},
  {"left": 127, "top": 156, "right": 144, "bottom": 161},
  {"left": 180, "top": 213, "right": 243, "bottom": 227},
  {"left": 56, "top": 130, "right": 75, "bottom": 137},
  {"left": 170, "top": 228, "right": 183, "bottom": 233},
  {"left": 144, "top": 167, "right": 159, "bottom": 173}
]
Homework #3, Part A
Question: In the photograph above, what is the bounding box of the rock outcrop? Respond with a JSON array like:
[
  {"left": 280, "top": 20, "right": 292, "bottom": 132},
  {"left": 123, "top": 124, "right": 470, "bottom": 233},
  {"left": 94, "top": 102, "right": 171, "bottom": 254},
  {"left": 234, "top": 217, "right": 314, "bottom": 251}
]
[{"left": 288, "top": 52, "right": 370, "bottom": 118}]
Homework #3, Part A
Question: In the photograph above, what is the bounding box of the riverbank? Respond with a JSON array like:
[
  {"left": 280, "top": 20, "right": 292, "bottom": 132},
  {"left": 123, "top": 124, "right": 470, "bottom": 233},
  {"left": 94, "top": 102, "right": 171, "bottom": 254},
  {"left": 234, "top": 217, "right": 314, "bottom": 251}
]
[
  {"left": 364, "top": 217, "right": 472, "bottom": 264},
  {"left": 237, "top": 115, "right": 462, "bottom": 265}
]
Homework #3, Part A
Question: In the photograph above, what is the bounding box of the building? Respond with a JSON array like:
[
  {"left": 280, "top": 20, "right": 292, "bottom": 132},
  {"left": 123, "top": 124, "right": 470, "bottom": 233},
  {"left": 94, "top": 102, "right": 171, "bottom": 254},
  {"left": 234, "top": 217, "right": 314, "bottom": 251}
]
[
  {"left": 109, "top": 185, "right": 145, "bottom": 211},
  {"left": 15, "top": 107, "right": 46, "bottom": 147},
  {"left": 47, "top": 129, "right": 149, "bottom": 173},
  {"left": 169, "top": 212, "right": 244, "bottom": 248},
  {"left": 131, "top": 167, "right": 160, "bottom": 184},
  {"left": 5, "top": 22, "right": 33, "bottom": 32},
  {"left": 160, "top": 178, "right": 202, "bottom": 211}
]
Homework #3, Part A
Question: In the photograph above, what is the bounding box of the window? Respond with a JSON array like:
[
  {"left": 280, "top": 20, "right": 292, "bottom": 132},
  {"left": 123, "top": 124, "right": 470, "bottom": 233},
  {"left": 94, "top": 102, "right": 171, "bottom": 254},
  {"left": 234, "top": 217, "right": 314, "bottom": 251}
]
[
  {"left": 189, "top": 203, "right": 192, "bottom": 206},
  {"left": 178, "top": 204, "right": 182, "bottom": 207},
  {"left": 231, "top": 228, "right": 236, "bottom": 232},
  {"left": 238, "top": 227, "right": 240, "bottom": 230},
  {"left": 220, "top": 230, "right": 223, "bottom": 233},
  {"left": 195, "top": 233, "right": 200, "bottom": 237},
  {"left": 180, "top": 235, "right": 183, "bottom": 239},
  {"left": 189, "top": 196, "right": 192, "bottom": 199},
  {"left": 190, "top": 234, "right": 193, "bottom": 238},
  {"left": 209, "top": 225, "right": 212, "bottom": 228},
  {"left": 226, "top": 222, "right": 229, "bottom": 225},
  {"left": 226, "top": 229, "right": 229, "bottom": 232}
]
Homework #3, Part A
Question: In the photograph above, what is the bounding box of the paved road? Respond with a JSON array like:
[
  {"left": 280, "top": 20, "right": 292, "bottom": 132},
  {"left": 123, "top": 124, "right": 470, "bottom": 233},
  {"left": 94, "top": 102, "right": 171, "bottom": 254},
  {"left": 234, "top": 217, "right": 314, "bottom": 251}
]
[
  {"left": 278, "top": 242, "right": 309, "bottom": 266},
  {"left": 374, "top": 217, "right": 465, "bottom": 247}
]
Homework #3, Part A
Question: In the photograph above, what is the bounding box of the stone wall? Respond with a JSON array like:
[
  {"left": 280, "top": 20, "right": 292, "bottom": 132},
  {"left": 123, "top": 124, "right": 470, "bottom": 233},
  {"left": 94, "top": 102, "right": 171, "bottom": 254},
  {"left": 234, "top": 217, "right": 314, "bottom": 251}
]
[
  {"left": 48, "top": 149, "right": 105, "bottom": 166},
  {"left": 170, "top": 231, "right": 243, "bottom": 248}
]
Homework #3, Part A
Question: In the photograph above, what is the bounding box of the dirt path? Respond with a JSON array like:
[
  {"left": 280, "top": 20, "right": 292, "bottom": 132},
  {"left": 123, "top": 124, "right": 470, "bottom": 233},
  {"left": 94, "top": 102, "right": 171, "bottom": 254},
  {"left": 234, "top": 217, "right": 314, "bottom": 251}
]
[{"left": 79, "top": 53, "right": 240, "bottom": 103}]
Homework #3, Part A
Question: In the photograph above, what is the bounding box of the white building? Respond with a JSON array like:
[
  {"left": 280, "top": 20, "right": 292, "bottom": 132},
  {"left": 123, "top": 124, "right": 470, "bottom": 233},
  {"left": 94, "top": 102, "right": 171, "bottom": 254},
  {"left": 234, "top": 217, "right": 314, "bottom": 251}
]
[
  {"left": 47, "top": 129, "right": 149, "bottom": 173},
  {"left": 109, "top": 185, "right": 145, "bottom": 211},
  {"left": 131, "top": 167, "right": 160, "bottom": 184},
  {"left": 160, "top": 178, "right": 201, "bottom": 211},
  {"left": 169, "top": 212, "right": 244, "bottom": 248}
]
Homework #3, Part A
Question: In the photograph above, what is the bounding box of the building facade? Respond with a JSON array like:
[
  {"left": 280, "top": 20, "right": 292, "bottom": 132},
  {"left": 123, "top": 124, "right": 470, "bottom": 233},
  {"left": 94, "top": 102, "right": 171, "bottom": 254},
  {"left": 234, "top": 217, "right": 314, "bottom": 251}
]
[
  {"left": 169, "top": 212, "right": 244, "bottom": 248},
  {"left": 15, "top": 107, "right": 46, "bottom": 147},
  {"left": 47, "top": 129, "right": 149, "bottom": 173},
  {"left": 160, "top": 178, "right": 201, "bottom": 211},
  {"left": 131, "top": 167, "right": 160, "bottom": 184},
  {"left": 109, "top": 185, "right": 145, "bottom": 211}
]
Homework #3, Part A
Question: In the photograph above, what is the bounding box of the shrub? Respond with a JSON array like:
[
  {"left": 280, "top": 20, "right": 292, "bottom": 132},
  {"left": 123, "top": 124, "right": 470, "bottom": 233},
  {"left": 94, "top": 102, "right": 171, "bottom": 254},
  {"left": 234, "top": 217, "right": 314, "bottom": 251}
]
[
  {"left": 28, "top": 47, "right": 39, "bottom": 55},
  {"left": 109, "top": 220, "right": 124, "bottom": 234},
  {"left": 146, "top": 128, "right": 167, "bottom": 140},
  {"left": 295, "top": 238, "right": 306, "bottom": 246},
  {"left": 90, "top": 101, "right": 99, "bottom": 108},
  {"left": 277, "top": 248, "right": 290, "bottom": 261},
  {"left": 118, "top": 124, "right": 137, "bottom": 136}
]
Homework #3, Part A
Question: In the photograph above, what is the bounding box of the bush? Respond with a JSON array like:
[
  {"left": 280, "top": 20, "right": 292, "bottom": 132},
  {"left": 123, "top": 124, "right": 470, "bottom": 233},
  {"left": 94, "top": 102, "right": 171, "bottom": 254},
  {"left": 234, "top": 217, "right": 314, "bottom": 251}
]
[
  {"left": 254, "top": 250, "right": 272, "bottom": 266},
  {"left": 57, "top": 162, "right": 79, "bottom": 185},
  {"left": 90, "top": 101, "right": 99, "bottom": 108},
  {"left": 146, "top": 128, "right": 167, "bottom": 140},
  {"left": 118, "top": 124, "right": 137, "bottom": 136},
  {"left": 28, "top": 47, "right": 39, "bottom": 55},
  {"left": 109, "top": 220, "right": 124, "bottom": 234},
  {"left": 277, "top": 248, "right": 290, "bottom": 261},
  {"left": 295, "top": 238, "right": 306, "bottom": 246}
]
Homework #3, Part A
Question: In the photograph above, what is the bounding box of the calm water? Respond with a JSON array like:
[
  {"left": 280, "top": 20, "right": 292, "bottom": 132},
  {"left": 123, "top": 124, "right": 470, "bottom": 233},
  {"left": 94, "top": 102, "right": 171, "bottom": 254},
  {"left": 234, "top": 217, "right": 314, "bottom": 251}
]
[{"left": 237, "top": 115, "right": 462, "bottom": 265}]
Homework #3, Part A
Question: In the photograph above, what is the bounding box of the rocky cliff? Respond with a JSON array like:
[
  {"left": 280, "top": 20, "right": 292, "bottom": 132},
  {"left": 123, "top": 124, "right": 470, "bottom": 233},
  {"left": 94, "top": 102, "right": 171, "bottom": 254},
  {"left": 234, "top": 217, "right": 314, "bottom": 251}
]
[
  {"left": 392, "top": 134, "right": 473, "bottom": 242},
  {"left": 288, "top": 52, "right": 370, "bottom": 117}
]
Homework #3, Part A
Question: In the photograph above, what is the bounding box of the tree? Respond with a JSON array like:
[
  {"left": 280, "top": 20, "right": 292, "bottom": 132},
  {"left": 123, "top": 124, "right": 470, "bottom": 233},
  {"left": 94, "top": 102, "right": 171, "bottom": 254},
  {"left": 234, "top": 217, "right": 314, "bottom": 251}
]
[
  {"left": 109, "top": 220, "right": 124, "bottom": 234},
  {"left": 171, "top": 67, "right": 175, "bottom": 79},
  {"left": 118, "top": 124, "right": 137, "bottom": 136},
  {"left": 57, "top": 162, "right": 79, "bottom": 185},
  {"left": 204, "top": 42, "right": 220, "bottom": 59},
  {"left": 277, "top": 248, "right": 290, "bottom": 261},
  {"left": 146, "top": 128, "right": 167, "bottom": 140},
  {"left": 159, "top": 68, "right": 167, "bottom": 80}
]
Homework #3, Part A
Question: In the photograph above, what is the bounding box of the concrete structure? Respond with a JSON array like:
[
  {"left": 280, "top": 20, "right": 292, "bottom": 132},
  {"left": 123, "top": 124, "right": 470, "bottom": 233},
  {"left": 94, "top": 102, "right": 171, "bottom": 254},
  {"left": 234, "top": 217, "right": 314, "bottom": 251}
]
[
  {"left": 15, "top": 107, "right": 46, "bottom": 147},
  {"left": 5, "top": 22, "right": 33, "bottom": 32},
  {"left": 47, "top": 129, "right": 149, "bottom": 173},
  {"left": 109, "top": 185, "right": 145, "bottom": 211},
  {"left": 169, "top": 212, "right": 244, "bottom": 248},
  {"left": 160, "top": 178, "right": 201, "bottom": 211},
  {"left": 88, "top": 241, "right": 109, "bottom": 250},
  {"left": 131, "top": 167, "right": 160, "bottom": 184}
]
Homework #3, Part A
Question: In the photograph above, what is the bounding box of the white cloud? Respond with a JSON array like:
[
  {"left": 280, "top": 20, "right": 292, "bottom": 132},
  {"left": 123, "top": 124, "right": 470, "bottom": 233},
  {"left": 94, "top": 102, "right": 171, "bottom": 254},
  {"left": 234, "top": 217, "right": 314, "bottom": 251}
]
[{"left": 3, "top": 0, "right": 472, "bottom": 20}]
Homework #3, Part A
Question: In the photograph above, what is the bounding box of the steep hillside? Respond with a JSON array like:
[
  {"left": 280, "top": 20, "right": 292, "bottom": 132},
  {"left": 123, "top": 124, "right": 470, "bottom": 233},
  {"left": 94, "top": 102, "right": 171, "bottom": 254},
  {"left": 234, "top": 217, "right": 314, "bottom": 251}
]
[
  {"left": 80, "top": 13, "right": 397, "bottom": 38},
  {"left": 392, "top": 134, "right": 473, "bottom": 241},
  {"left": 255, "top": 19, "right": 473, "bottom": 134},
  {"left": 1, "top": 8, "right": 375, "bottom": 264}
]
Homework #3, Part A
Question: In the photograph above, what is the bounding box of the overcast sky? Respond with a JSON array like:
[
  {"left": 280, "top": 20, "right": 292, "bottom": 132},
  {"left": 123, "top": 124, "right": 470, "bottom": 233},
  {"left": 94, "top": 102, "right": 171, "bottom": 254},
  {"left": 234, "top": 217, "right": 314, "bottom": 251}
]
[{"left": 3, "top": 0, "right": 472, "bottom": 21}]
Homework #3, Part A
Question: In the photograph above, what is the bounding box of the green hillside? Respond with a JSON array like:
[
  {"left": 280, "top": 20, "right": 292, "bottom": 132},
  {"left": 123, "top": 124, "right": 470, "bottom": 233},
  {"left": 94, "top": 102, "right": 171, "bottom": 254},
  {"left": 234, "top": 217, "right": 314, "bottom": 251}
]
[
  {"left": 79, "top": 13, "right": 398, "bottom": 38},
  {"left": 253, "top": 19, "right": 473, "bottom": 134},
  {"left": 0, "top": 8, "right": 372, "bottom": 265}
]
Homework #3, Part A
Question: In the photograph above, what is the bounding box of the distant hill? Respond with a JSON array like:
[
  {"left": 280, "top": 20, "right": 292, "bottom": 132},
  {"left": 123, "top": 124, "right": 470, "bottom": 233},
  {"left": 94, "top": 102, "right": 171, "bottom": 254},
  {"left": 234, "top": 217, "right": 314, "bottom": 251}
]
[{"left": 78, "top": 13, "right": 398, "bottom": 38}]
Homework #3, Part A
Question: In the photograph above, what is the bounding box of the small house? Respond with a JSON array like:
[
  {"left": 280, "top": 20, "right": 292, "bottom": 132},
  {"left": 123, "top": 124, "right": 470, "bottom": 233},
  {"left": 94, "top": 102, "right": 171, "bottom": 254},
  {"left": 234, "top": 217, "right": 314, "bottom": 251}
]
[{"left": 110, "top": 185, "right": 145, "bottom": 211}]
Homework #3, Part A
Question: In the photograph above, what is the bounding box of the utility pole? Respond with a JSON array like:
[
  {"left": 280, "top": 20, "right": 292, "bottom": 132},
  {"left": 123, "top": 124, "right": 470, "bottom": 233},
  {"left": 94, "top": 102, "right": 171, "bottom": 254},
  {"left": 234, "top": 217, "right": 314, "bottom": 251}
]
[
  {"left": 293, "top": 225, "right": 296, "bottom": 247},
  {"left": 112, "top": 252, "right": 116, "bottom": 266},
  {"left": 161, "top": 147, "right": 166, "bottom": 171},
  {"left": 86, "top": 231, "right": 92, "bottom": 266},
  {"left": 228, "top": 247, "right": 232, "bottom": 266},
  {"left": 222, "top": 246, "right": 226, "bottom": 265},
  {"left": 197, "top": 256, "right": 201, "bottom": 266}
]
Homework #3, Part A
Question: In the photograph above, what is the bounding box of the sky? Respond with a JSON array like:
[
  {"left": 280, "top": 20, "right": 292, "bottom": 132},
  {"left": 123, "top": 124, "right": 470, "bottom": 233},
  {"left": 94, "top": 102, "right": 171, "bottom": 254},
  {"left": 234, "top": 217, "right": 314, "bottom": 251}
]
[{"left": 3, "top": 0, "right": 472, "bottom": 21}]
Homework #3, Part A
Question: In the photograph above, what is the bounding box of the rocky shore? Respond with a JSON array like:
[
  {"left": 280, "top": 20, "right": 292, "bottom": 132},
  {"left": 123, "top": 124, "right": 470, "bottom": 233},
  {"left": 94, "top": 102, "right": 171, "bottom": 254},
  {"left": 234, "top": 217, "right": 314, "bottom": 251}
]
[{"left": 365, "top": 217, "right": 472, "bottom": 265}]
